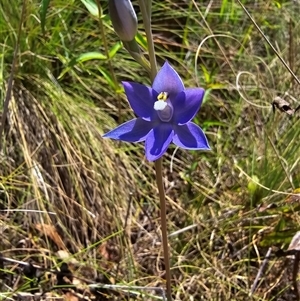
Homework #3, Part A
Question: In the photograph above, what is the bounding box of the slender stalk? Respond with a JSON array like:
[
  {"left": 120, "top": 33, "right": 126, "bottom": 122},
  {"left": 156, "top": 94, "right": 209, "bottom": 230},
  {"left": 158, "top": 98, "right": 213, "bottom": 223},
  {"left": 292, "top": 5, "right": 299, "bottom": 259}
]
[
  {"left": 138, "top": 1, "right": 172, "bottom": 300},
  {"left": 138, "top": 0, "right": 157, "bottom": 81},
  {"left": 155, "top": 158, "right": 172, "bottom": 301}
]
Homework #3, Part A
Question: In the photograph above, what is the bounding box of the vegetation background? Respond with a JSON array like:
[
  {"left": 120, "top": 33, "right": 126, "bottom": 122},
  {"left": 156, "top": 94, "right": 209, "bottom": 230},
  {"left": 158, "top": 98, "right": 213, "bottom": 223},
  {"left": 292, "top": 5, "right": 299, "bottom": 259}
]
[{"left": 1, "top": 0, "right": 300, "bottom": 300}]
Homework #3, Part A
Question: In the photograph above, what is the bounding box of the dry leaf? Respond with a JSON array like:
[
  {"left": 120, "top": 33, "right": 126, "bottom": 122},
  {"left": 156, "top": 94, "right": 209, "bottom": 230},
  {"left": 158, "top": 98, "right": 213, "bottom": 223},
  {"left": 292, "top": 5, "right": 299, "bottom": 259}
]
[
  {"left": 64, "top": 291, "right": 79, "bottom": 301},
  {"left": 35, "top": 224, "right": 66, "bottom": 250}
]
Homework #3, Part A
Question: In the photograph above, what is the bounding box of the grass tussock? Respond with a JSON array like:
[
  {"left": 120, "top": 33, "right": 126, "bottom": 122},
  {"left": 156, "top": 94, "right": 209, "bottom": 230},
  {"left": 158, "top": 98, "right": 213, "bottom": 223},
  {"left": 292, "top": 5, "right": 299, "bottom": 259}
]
[{"left": 1, "top": 0, "right": 300, "bottom": 300}]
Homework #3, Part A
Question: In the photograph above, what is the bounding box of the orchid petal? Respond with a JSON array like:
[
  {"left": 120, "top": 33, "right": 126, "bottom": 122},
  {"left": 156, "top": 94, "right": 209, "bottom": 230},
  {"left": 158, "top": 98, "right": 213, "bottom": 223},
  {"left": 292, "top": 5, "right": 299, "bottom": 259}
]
[
  {"left": 173, "top": 123, "right": 210, "bottom": 150},
  {"left": 145, "top": 124, "right": 174, "bottom": 161},
  {"left": 123, "top": 82, "right": 157, "bottom": 121},
  {"left": 172, "top": 88, "right": 205, "bottom": 124},
  {"left": 103, "top": 118, "right": 154, "bottom": 142},
  {"left": 152, "top": 61, "right": 184, "bottom": 96}
]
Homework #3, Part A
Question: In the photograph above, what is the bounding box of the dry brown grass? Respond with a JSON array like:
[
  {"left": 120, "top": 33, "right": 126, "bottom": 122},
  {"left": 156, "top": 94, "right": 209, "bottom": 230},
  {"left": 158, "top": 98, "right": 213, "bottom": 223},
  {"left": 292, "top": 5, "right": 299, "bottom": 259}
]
[{"left": 2, "top": 1, "right": 300, "bottom": 300}]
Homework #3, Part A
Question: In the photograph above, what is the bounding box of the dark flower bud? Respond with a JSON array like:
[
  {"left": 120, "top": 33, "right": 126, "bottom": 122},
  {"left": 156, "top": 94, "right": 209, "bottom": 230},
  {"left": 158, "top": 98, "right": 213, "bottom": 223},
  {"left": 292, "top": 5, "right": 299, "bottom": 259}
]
[{"left": 108, "top": 0, "right": 138, "bottom": 42}]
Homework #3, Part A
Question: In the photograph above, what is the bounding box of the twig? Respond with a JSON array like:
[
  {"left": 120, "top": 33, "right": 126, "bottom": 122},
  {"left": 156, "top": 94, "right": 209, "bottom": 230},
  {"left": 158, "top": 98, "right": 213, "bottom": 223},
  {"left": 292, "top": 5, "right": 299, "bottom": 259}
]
[
  {"left": 250, "top": 247, "right": 272, "bottom": 296},
  {"left": 0, "top": 255, "right": 166, "bottom": 300},
  {"left": 0, "top": 209, "right": 56, "bottom": 215},
  {"left": 236, "top": 0, "right": 300, "bottom": 86}
]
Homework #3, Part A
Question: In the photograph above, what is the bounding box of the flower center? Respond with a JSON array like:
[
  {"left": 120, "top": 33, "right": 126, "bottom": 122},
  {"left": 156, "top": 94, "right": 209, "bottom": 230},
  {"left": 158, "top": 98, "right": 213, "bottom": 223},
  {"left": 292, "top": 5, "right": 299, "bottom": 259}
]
[{"left": 153, "top": 92, "right": 173, "bottom": 122}]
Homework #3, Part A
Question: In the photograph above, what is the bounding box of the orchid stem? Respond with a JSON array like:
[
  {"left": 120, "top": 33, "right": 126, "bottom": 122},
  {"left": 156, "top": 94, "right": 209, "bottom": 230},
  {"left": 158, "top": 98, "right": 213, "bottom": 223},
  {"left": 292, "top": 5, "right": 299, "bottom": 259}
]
[
  {"left": 138, "top": 0, "right": 157, "bottom": 81},
  {"left": 138, "top": 1, "right": 172, "bottom": 300},
  {"left": 155, "top": 159, "right": 172, "bottom": 301}
]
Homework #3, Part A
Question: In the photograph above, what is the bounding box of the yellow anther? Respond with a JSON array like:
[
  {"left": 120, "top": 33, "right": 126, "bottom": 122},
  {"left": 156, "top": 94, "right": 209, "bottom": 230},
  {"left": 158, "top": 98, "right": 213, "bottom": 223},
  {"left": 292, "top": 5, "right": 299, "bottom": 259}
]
[{"left": 157, "top": 92, "right": 168, "bottom": 101}]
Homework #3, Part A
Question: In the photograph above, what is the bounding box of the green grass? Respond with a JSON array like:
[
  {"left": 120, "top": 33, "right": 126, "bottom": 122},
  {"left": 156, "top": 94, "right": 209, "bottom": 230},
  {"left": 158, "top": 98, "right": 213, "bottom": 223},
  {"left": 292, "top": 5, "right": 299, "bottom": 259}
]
[{"left": 1, "top": 0, "right": 300, "bottom": 300}]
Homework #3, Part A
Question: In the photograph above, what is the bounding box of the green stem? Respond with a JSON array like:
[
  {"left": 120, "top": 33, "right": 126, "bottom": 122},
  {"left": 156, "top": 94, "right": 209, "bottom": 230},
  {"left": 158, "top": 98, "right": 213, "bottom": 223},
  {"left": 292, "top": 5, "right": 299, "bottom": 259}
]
[
  {"left": 138, "top": 0, "right": 157, "bottom": 81},
  {"left": 155, "top": 159, "right": 172, "bottom": 301},
  {"left": 138, "top": 1, "right": 172, "bottom": 300}
]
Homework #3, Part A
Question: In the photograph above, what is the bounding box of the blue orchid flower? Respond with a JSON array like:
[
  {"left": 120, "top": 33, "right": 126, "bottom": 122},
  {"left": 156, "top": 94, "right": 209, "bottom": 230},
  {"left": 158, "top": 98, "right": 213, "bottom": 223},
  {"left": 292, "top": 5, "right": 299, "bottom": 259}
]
[{"left": 103, "top": 61, "right": 210, "bottom": 161}]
